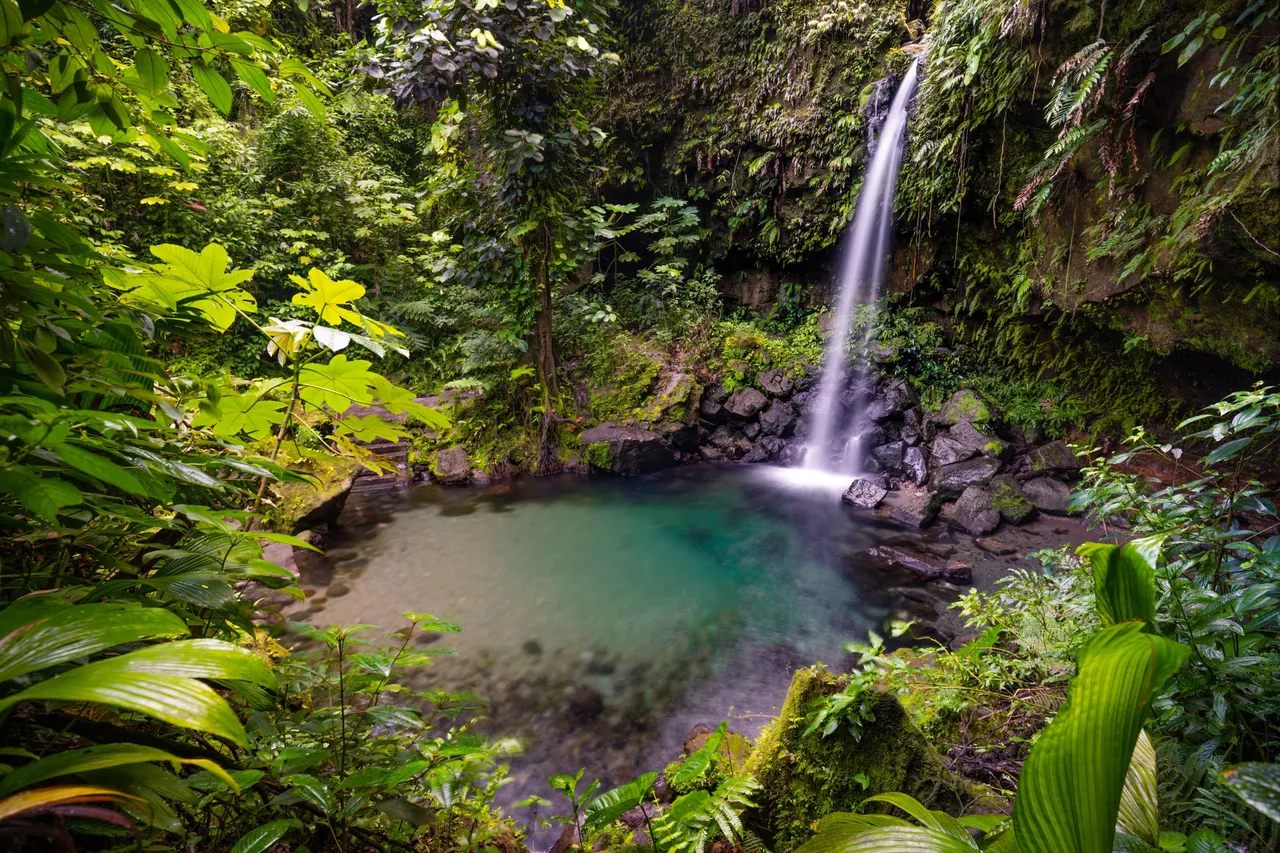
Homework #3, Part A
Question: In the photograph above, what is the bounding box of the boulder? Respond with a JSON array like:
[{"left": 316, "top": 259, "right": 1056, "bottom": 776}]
[
  {"left": 867, "top": 544, "right": 972, "bottom": 582},
  {"left": 699, "top": 395, "right": 726, "bottom": 423},
  {"left": 744, "top": 421, "right": 761, "bottom": 440},
  {"left": 842, "top": 478, "right": 888, "bottom": 509},
  {"left": 929, "top": 456, "right": 1002, "bottom": 496},
  {"left": 433, "top": 447, "right": 471, "bottom": 484},
  {"left": 724, "top": 387, "right": 769, "bottom": 419},
  {"left": 882, "top": 378, "right": 920, "bottom": 414},
  {"left": 976, "top": 537, "right": 1017, "bottom": 555},
  {"left": 744, "top": 435, "right": 786, "bottom": 463},
  {"left": 790, "top": 390, "right": 813, "bottom": 412},
  {"left": 935, "top": 388, "right": 991, "bottom": 426},
  {"left": 870, "top": 440, "right": 906, "bottom": 471},
  {"left": 890, "top": 490, "right": 944, "bottom": 528},
  {"left": 708, "top": 424, "right": 735, "bottom": 448},
  {"left": 903, "top": 445, "right": 929, "bottom": 485},
  {"left": 930, "top": 434, "right": 977, "bottom": 466},
  {"left": 951, "top": 486, "right": 1001, "bottom": 536},
  {"left": 1027, "top": 440, "right": 1081, "bottom": 475},
  {"left": 272, "top": 456, "right": 361, "bottom": 533},
  {"left": 580, "top": 423, "right": 677, "bottom": 476},
  {"left": 746, "top": 669, "right": 986, "bottom": 848},
  {"left": 758, "top": 369, "right": 795, "bottom": 398},
  {"left": 989, "top": 475, "right": 1036, "bottom": 524},
  {"left": 655, "top": 422, "right": 699, "bottom": 454},
  {"left": 1021, "top": 476, "right": 1074, "bottom": 514},
  {"left": 949, "top": 420, "right": 1012, "bottom": 460},
  {"left": 759, "top": 402, "right": 798, "bottom": 437}
]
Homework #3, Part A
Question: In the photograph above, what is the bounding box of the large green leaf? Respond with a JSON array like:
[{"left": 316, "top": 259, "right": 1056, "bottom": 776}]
[
  {"left": 1116, "top": 730, "right": 1159, "bottom": 847},
  {"left": 0, "top": 600, "right": 188, "bottom": 683},
  {"left": 1012, "top": 622, "right": 1189, "bottom": 853},
  {"left": 795, "top": 794, "right": 988, "bottom": 853},
  {"left": 0, "top": 743, "right": 236, "bottom": 798},
  {"left": 0, "top": 468, "right": 81, "bottom": 521},
  {"left": 298, "top": 355, "right": 379, "bottom": 413},
  {"left": 1219, "top": 762, "right": 1280, "bottom": 823},
  {"left": 670, "top": 721, "right": 726, "bottom": 789},
  {"left": 229, "top": 818, "right": 302, "bottom": 853},
  {"left": 1077, "top": 538, "right": 1160, "bottom": 629},
  {"left": 0, "top": 639, "right": 275, "bottom": 746},
  {"left": 583, "top": 771, "right": 657, "bottom": 833}
]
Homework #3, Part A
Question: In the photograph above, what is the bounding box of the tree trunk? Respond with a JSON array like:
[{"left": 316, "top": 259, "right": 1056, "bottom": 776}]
[{"left": 535, "top": 223, "right": 558, "bottom": 469}]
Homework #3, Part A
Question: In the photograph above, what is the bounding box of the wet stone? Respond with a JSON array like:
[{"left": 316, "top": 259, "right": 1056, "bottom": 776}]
[{"left": 842, "top": 478, "right": 889, "bottom": 510}]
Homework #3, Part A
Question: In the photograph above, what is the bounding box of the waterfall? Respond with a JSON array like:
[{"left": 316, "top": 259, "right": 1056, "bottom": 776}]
[{"left": 804, "top": 60, "right": 919, "bottom": 473}]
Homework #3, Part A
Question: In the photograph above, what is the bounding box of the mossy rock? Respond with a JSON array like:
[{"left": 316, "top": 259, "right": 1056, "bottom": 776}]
[
  {"left": 935, "top": 389, "right": 992, "bottom": 426},
  {"left": 269, "top": 456, "right": 361, "bottom": 533},
  {"left": 745, "top": 667, "right": 988, "bottom": 847},
  {"left": 664, "top": 725, "right": 755, "bottom": 794}
]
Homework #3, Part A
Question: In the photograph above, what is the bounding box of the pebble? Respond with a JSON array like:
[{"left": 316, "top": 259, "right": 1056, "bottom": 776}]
[{"left": 327, "top": 582, "right": 351, "bottom": 597}]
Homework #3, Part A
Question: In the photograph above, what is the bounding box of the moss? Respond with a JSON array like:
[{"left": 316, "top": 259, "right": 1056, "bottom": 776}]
[
  {"left": 586, "top": 441, "right": 613, "bottom": 470},
  {"left": 266, "top": 453, "right": 361, "bottom": 533},
  {"left": 936, "top": 389, "right": 992, "bottom": 426},
  {"left": 745, "top": 666, "right": 985, "bottom": 846}
]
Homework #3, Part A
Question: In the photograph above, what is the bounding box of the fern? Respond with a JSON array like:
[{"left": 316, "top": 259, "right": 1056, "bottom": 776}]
[{"left": 653, "top": 773, "right": 760, "bottom": 853}]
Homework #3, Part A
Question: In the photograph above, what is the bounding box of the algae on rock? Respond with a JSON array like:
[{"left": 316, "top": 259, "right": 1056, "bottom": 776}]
[{"left": 745, "top": 666, "right": 985, "bottom": 846}]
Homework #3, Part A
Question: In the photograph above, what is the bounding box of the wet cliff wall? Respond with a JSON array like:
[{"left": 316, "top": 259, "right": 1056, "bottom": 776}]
[{"left": 602, "top": 0, "right": 1280, "bottom": 430}]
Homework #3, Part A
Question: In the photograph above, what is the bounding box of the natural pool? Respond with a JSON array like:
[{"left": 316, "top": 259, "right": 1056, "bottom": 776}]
[{"left": 303, "top": 464, "right": 1072, "bottom": 842}]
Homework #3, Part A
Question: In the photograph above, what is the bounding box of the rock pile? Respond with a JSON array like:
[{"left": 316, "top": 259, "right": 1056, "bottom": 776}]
[{"left": 824, "top": 382, "right": 1082, "bottom": 536}]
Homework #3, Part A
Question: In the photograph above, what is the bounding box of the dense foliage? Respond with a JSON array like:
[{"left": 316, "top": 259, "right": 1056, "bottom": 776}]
[{"left": 1, "top": 0, "right": 1277, "bottom": 850}]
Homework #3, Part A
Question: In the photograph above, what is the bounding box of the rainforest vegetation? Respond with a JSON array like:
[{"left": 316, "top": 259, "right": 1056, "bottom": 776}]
[{"left": 1, "top": 0, "right": 1278, "bottom": 850}]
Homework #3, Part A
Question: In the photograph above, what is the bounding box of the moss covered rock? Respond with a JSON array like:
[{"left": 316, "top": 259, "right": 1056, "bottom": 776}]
[
  {"left": 745, "top": 667, "right": 983, "bottom": 846},
  {"left": 935, "top": 389, "right": 992, "bottom": 426},
  {"left": 270, "top": 456, "right": 361, "bottom": 533}
]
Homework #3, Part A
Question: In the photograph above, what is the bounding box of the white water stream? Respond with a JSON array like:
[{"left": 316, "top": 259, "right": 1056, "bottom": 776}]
[{"left": 804, "top": 60, "right": 920, "bottom": 473}]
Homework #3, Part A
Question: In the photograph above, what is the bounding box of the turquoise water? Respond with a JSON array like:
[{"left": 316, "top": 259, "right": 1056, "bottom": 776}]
[
  {"left": 319, "top": 465, "right": 897, "bottom": 671},
  {"left": 314, "top": 464, "right": 938, "bottom": 834}
]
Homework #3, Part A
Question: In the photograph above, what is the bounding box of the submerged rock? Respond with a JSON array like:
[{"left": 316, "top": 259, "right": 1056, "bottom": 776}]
[
  {"left": 724, "top": 387, "right": 769, "bottom": 419},
  {"left": 929, "top": 456, "right": 1002, "bottom": 496},
  {"left": 580, "top": 423, "right": 677, "bottom": 476},
  {"left": 433, "top": 447, "right": 471, "bottom": 484},
  {"left": 867, "top": 544, "right": 972, "bottom": 582},
  {"left": 746, "top": 668, "right": 985, "bottom": 847},
  {"left": 1021, "top": 475, "right": 1074, "bottom": 514},
  {"left": 1026, "top": 440, "right": 1081, "bottom": 474},
  {"left": 951, "top": 486, "right": 1001, "bottom": 536},
  {"left": 935, "top": 388, "right": 991, "bottom": 426},
  {"left": 842, "top": 478, "right": 888, "bottom": 509}
]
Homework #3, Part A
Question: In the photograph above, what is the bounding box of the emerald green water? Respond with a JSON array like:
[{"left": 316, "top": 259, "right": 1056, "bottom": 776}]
[{"left": 312, "top": 464, "right": 951, "bottom": 833}]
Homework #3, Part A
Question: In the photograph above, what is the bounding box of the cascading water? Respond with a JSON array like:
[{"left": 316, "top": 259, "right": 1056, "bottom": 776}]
[{"left": 804, "top": 60, "right": 920, "bottom": 474}]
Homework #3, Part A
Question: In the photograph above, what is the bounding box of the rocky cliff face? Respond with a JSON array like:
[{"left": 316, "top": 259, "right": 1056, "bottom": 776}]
[{"left": 605, "top": 0, "right": 1280, "bottom": 428}]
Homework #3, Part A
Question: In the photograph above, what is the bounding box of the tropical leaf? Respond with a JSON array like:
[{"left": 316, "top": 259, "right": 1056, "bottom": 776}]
[
  {"left": 230, "top": 818, "right": 303, "bottom": 853},
  {"left": 1077, "top": 538, "right": 1160, "bottom": 629},
  {"left": 0, "top": 743, "right": 237, "bottom": 798},
  {"left": 0, "top": 639, "right": 274, "bottom": 746},
  {"left": 1115, "top": 730, "right": 1160, "bottom": 847},
  {"left": 0, "top": 600, "right": 188, "bottom": 683},
  {"left": 1011, "top": 622, "right": 1189, "bottom": 853},
  {"left": 290, "top": 268, "right": 365, "bottom": 325},
  {"left": 671, "top": 722, "right": 726, "bottom": 788},
  {"left": 0, "top": 785, "right": 140, "bottom": 824},
  {"left": 583, "top": 771, "right": 657, "bottom": 833},
  {"left": 1219, "top": 762, "right": 1280, "bottom": 823}
]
